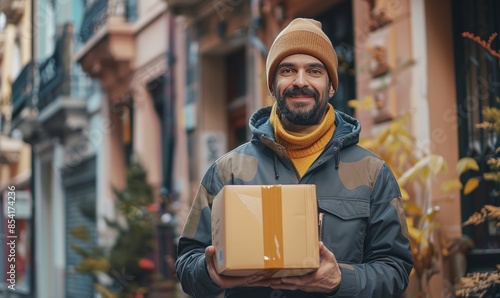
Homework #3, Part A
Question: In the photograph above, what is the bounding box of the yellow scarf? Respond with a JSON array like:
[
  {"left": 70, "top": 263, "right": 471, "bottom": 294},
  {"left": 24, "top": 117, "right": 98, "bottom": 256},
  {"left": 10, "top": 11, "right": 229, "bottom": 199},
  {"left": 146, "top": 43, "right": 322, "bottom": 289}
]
[{"left": 269, "top": 103, "right": 336, "bottom": 177}]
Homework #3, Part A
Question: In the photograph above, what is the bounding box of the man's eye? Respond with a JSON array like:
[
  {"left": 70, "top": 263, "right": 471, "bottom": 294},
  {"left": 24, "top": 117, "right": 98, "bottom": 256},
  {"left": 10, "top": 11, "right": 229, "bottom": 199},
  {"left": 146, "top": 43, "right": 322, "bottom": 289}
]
[
  {"left": 310, "top": 69, "right": 322, "bottom": 74},
  {"left": 281, "top": 68, "right": 293, "bottom": 74}
]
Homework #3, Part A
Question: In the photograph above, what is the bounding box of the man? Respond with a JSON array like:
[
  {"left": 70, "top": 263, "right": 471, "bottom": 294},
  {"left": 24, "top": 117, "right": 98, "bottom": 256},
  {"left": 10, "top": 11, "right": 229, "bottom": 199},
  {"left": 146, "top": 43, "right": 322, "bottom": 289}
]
[{"left": 175, "top": 18, "right": 413, "bottom": 297}]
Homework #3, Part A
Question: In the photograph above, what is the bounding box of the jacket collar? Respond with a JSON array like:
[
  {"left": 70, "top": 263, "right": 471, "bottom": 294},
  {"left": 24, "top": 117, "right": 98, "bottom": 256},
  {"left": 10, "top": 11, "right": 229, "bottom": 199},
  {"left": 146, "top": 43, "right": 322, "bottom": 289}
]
[{"left": 250, "top": 105, "right": 361, "bottom": 152}]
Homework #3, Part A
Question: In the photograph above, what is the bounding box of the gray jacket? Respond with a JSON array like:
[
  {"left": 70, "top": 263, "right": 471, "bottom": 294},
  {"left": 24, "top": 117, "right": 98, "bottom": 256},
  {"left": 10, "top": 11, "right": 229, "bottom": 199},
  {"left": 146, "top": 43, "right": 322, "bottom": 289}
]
[{"left": 175, "top": 106, "right": 413, "bottom": 298}]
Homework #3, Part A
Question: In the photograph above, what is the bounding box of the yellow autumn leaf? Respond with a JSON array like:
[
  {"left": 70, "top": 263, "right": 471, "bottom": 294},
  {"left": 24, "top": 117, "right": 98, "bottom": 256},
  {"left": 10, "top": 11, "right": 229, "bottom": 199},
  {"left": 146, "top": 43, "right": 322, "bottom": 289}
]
[
  {"left": 348, "top": 96, "right": 375, "bottom": 110},
  {"left": 463, "top": 177, "right": 480, "bottom": 195},
  {"left": 361, "top": 96, "right": 375, "bottom": 109},
  {"left": 398, "top": 152, "right": 408, "bottom": 171},
  {"left": 95, "top": 284, "right": 118, "bottom": 298},
  {"left": 69, "top": 225, "right": 90, "bottom": 241},
  {"left": 484, "top": 172, "right": 500, "bottom": 182},
  {"left": 440, "top": 195, "right": 456, "bottom": 204},
  {"left": 388, "top": 141, "right": 401, "bottom": 155},
  {"left": 359, "top": 139, "right": 374, "bottom": 151},
  {"left": 398, "top": 155, "right": 445, "bottom": 186},
  {"left": 347, "top": 99, "right": 360, "bottom": 108},
  {"left": 406, "top": 216, "right": 414, "bottom": 228},
  {"left": 429, "top": 155, "right": 448, "bottom": 174},
  {"left": 408, "top": 226, "right": 427, "bottom": 246},
  {"left": 401, "top": 138, "right": 415, "bottom": 155},
  {"left": 456, "top": 157, "right": 479, "bottom": 175},
  {"left": 404, "top": 202, "right": 424, "bottom": 217},
  {"left": 408, "top": 226, "right": 420, "bottom": 239},
  {"left": 400, "top": 187, "right": 410, "bottom": 200},
  {"left": 421, "top": 166, "right": 431, "bottom": 180},
  {"left": 376, "top": 128, "right": 390, "bottom": 145},
  {"left": 440, "top": 179, "right": 462, "bottom": 193},
  {"left": 422, "top": 206, "right": 440, "bottom": 224},
  {"left": 389, "top": 122, "right": 413, "bottom": 141}
]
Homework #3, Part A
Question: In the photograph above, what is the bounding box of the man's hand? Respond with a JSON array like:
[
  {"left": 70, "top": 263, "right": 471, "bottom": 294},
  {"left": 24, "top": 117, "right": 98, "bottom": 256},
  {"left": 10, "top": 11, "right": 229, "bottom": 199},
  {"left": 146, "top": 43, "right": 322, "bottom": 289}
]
[
  {"left": 205, "top": 246, "right": 265, "bottom": 289},
  {"left": 248, "top": 241, "right": 342, "bottom": 293}
]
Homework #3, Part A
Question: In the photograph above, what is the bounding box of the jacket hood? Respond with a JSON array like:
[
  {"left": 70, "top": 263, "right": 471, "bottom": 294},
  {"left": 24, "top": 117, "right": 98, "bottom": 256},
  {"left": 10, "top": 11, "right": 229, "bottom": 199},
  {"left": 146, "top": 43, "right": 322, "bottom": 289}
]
[{"left": 249, "top": 105, "right": 361, "bottom": 150}]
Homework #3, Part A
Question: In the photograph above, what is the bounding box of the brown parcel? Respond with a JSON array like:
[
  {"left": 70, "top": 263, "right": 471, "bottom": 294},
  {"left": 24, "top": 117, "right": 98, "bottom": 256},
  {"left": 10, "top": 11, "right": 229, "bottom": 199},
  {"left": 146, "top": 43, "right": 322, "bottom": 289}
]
[{"left": 211, "top": 184, "right": 320, "bottom": 278}]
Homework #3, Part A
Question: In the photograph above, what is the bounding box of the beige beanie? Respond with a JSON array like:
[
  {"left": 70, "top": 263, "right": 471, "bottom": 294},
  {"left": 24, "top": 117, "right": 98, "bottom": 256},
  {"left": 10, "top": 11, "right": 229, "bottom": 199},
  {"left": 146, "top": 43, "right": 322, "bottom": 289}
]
[{"left": 266, "top": 18, "right": 338, "bottom": 93}]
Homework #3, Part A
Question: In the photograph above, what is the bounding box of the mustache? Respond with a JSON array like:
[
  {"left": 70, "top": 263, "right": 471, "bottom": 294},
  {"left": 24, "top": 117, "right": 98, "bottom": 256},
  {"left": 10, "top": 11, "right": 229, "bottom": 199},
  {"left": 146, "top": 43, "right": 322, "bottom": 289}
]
[{"left": 282, "top": 87, "right": 319, "bottom": 98}]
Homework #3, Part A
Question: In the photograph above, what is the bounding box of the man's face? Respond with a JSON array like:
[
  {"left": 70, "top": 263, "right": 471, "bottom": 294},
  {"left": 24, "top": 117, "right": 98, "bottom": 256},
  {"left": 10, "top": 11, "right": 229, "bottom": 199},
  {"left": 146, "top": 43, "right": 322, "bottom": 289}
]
[{"left": 273, "top": 54, "right": 335, "bottom": 126}]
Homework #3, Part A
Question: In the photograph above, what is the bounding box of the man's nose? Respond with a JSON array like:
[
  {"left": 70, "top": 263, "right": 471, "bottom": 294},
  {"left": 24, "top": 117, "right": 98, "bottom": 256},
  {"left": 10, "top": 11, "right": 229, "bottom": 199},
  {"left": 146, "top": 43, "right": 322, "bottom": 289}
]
[{"left": 293, "top": 71, "right": 308, "bottom": 88}]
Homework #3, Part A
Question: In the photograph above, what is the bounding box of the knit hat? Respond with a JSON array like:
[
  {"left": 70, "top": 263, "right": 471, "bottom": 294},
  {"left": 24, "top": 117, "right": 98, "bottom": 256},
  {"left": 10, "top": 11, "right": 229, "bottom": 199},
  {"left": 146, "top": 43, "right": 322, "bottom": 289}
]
[{"left": 266, "top": 18, "right": 338, "bottom": 93}]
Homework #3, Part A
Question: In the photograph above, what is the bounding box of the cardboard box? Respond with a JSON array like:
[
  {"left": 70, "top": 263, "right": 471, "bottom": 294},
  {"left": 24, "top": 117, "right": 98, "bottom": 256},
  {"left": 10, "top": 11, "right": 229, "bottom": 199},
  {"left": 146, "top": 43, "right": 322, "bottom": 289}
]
[{"left": 211, "top": 184, "right": 319, "bottom": 277}]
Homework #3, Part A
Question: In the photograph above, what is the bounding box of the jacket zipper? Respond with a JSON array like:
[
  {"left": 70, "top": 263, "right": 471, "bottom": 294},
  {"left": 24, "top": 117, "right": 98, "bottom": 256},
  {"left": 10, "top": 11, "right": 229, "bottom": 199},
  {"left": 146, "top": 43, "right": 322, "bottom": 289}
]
[{"left": 318, "top": 212, "right": 324, "bottom": 241}]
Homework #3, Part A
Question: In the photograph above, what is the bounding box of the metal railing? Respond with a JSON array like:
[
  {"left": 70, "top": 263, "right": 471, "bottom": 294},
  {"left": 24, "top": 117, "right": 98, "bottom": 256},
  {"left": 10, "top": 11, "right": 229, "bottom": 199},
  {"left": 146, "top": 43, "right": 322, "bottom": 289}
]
[
  {"left": 37, "top": 24, "right": 73, "bottom": 112},
  {"left": 11, "top": 61, "right": 36, "bottom": 121},
  {"left": 79, "top": 0, "right": 136, "bottom": 43}
]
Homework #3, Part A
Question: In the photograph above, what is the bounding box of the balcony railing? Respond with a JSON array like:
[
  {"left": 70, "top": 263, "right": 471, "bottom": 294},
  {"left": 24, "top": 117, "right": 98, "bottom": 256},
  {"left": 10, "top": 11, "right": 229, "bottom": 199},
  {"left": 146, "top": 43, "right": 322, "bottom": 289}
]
[
  {"left": 37, "top": 23, "right": 73, "bottom": 113},
  {"left": 80, "top": 0, "right": 136, "bottom": 43},
  {"left": 11, "top": 61, "right": 36, "bottom": 122},
  {"left": 76, "top": 0, "right": 136, "bottom": 94},
  {"left": 80, "top": 0, "right": 108, "bottom": 43}
]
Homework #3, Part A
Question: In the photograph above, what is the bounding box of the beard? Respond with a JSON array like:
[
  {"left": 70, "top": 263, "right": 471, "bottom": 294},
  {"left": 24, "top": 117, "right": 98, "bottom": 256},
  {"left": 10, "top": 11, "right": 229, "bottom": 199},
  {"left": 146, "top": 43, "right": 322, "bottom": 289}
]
[{"left": 275, "top": 86, "right": 329, "bottom": 125}]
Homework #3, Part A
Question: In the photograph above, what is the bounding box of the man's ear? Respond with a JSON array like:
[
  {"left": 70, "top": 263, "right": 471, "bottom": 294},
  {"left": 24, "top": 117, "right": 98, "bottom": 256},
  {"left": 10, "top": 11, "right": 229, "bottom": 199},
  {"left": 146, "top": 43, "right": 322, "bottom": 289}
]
[{"left": 329, "top": 85, "right": 336, "bottom": 97}]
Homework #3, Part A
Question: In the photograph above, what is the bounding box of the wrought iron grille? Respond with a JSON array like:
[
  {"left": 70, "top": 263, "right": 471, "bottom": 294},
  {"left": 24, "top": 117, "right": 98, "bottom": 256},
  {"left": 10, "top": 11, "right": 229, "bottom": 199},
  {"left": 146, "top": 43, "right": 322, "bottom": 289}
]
[{"left": 452, "top": 0, "right": 500, "bottom": 271}]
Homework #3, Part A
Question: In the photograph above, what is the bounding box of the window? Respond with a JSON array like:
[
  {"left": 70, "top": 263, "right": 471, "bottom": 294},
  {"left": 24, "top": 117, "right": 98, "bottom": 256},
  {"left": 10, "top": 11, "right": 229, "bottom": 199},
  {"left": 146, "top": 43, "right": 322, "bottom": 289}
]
[
  {"left": 316, "top": 0, "right": 356, "bottom": 116},
  {"left": 452, "top": 0, "right": 500, "bottom": 271},
  {"left": 225, "top": 47, "right": 247, "bottom": 149},
  {"left": 126, "top": 0, "right": 137, "bottom": 22},
  {"left": 226, "top": 47, "right": 247, "bottom": 103}
]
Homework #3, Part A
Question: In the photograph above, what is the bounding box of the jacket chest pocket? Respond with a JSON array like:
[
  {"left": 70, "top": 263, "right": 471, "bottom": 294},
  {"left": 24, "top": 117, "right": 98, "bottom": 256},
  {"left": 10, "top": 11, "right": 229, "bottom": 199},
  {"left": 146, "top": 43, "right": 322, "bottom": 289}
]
[{"left": 318, "top": 197, "right": 370, "bottom": 263}]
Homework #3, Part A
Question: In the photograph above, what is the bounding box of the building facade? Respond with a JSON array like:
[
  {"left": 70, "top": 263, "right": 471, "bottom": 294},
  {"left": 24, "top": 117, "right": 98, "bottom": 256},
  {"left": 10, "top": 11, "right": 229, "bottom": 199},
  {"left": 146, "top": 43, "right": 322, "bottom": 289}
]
[
  {"left": 2, "top": 0, "right": 189, "bottom": 296},
  {"left": 0, "top": 0, "right": 34, "bottom": 296},
  {"left": 76, "top": 0, "right": 188, "bottom": 296}
]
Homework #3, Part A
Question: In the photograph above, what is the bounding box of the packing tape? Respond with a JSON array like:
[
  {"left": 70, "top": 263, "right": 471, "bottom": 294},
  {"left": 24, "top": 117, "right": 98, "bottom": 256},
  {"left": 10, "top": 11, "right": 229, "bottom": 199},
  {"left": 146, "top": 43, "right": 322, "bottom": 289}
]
[{"left": 261, "top": 185, "right": 284, "bottom": 268}]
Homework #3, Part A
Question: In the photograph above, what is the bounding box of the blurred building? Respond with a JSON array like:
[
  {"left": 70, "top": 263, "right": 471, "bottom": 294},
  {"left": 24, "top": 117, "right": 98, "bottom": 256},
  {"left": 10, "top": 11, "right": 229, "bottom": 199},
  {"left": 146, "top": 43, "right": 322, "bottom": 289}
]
[
  {"left": 1, "top": 0, "right": 97, "bottom": 295},
  {"left": 1, "top": 0, "right": 185, "bottom": 297},
  {"left": 76, "top": 0, "right": 188, "bottom": 295},
  {"left": 0, "top": 0, "right": 35, "bottom": 296}
]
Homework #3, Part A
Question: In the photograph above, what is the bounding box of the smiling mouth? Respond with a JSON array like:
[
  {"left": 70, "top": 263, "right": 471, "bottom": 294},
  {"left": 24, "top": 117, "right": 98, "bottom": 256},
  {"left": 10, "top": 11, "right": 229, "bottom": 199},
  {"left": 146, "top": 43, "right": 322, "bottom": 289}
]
[{"left": 288, "top": 95, "right": 314, "bottom": 101}]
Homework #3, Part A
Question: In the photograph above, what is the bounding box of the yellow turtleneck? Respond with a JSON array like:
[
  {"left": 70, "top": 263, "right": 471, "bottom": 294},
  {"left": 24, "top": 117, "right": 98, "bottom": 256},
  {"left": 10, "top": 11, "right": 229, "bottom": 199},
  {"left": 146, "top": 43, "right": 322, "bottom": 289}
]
[{"left": 269, "top": 103, "right": 336, "bottom": 177}]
